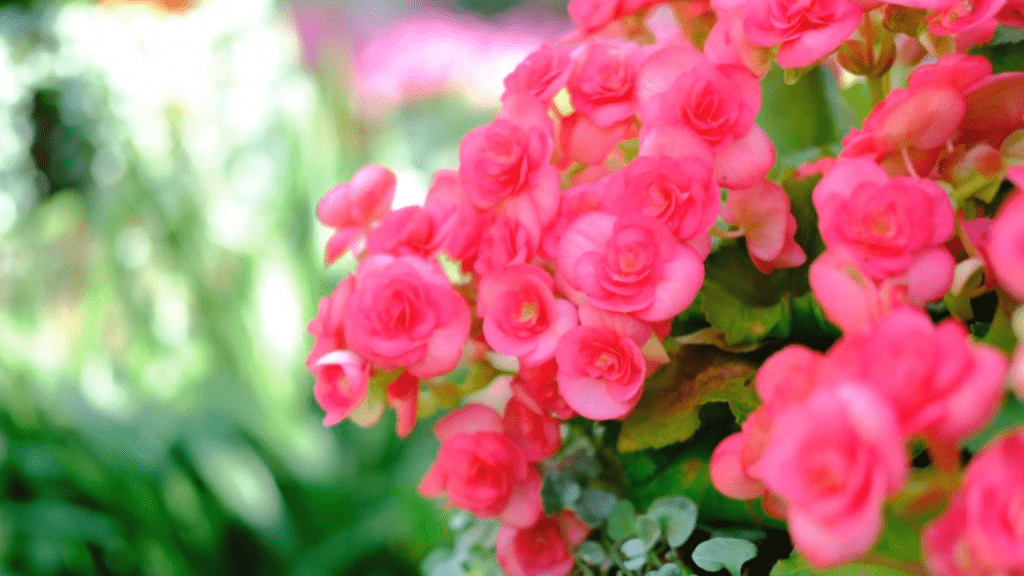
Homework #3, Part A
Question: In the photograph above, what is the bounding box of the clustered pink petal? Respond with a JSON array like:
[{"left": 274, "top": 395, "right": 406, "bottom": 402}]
[
  {"left": 419, "top": 403, "right": 543, "bottom": 528},
  {"left": 742, "top": 0, "right": 863, "bottom": 69},
  {"left": 496, "top": 511, "right": 591, "bottom": 576},
  {"left": 317, "top": 165, "right": 396, "bottom": 263},
  {"left": 989, "top": 191, "right": 1024, "bottom": 302},
  {"left": 343, "top": 255, "right": 470, "bottom": 379},
  {"left": 723, "top": 180, "right": 807, "bottom": 274},
  {"left": 923, "top": 430, "right": 1024, "bottom": 576}
]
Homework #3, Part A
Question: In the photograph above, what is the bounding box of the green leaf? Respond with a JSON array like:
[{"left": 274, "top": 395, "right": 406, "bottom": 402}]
[
  {"left": 649, "top": 565, "right": 684, "bottom": 576},
  {"left": 577, "top": 541, "right": 607, "bottom": 566},
  {"left": 575, "top": 488, "right": 618, "bottom": 528},
  {"left": 622, "top": 538, "right": 647, "bottom": 559},
  {"left": 769, "top": 554, "right": 917, "bottom": 576},
  {"left": 634, "top": 515, "right": 662, "bottom": 550},
  {"left": 702, "top": 281, "right": 793, "bottom": 346},
  {"left": 979, "top": 306, "right": 1018, "bottom": 355},
  {"left": 617, "top": 346, "right": 759, "bottom": 452},
  {"left": 993, "top": 26, "right": 1024, "bottom": 45},
  {"left": 757, "top": 65, "right": 840, "bottom": 158},
  {"left": 541, "top": 471, "right": 579, "bottom": 515},
  {"left": 646, "top": 496, "right": 698, "bottom": 548},
  {"left": 966, "top": 396, "right": 1024, "bottom": 453},
  {"left": 691, "top": 537, "right": 757, "bottom": 576},
  {"left": 606, "top": 500, "right": 636, "bottom": 541}
]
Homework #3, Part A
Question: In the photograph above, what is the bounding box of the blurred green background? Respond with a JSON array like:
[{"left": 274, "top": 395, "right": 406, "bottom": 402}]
[{"left": 0, "top": 0, "right": 566, "bottom": 574}]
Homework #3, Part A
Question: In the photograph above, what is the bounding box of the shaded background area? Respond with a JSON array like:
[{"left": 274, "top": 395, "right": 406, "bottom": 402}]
[{"left": 0, "top": 0, "right": 567, "bottom": 574}]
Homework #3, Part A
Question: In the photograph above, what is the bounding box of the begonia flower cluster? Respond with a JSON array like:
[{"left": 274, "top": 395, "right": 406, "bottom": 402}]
[{"left": 305, "top": 1, "right": 1024, "bottom": 574}]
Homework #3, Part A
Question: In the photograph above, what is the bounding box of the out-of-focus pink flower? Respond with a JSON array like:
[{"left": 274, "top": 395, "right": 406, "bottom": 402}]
[
  {"left": 343, "top": 255, "right": 470, "bottom": 379},
  {"left": 503, "top": 42, "right": 574, "bottom": 103},
  {"left": 419, "top": 404, "right": 543, "bottom": 527},
  {"left": 753, "top": 383, "right": 908, "bottom": 567},
  {"left": 756, "top": 345, "right": 824, "bottom": 409},
  {"left": 512, "top": 360, "right": 576, "bottom": 419},
  {"left": 602, "top": 156, "right": 720, "bottom": 257},
  {"left": 557, "top": 213, "right": 704, "bottom": 322},
  {"left": 555, "top": 323, "right": 647, "bottom": 420},
  {"left": 503, "top": 395, "right": 562, "bottom": 462},
  {"left": 567, "top": 41, "right": 641, "bottom": 127},
  {"left": 317, "top": 165, "right": 396, "bottom": 264},
  {"left": 710, "top": 406, "right": 775, "bottom": 500},
  {"left": 351, "top": 11, "right": 570, "bottom": 113},
  {"left": 540, "top": 180, "right": 606, "bottom": 260},
  {"left": 742, "top": 0, "right": 863, "bottom": 69},
  {"left": 846, "top": 308, "right": 1008, "bottom": 443},
  {"left": 723, "top": 180, "right": 807, "bottom": 274},
  {"left": 306, "top": 277, "right": 354, "bottom": 367},
  {"left": 477, "top": 265, "right": 578, "bottom": 366},
  {"left": 474, "top": 214, "right": 542, "bottom": 276},
  {"left": 386, "top": 371, "right": 419, "bottom": 438},
  {"left": 998, "top": 0, "right": 1024, "bottom": 24},
  {"left": 923, "top": 430, "right": 1024, "bottom": 576},
  {"left": 459, "top": 119, "right": 560, "bottom": 231},
  {"left": 927, "top": 0, "right": 1007, "bottom": 36},
  {"left": 558, "top": 111, "right": 637, "bottom": 167},
  {"left": 989, "top": 191, "right": 1024, "bottom": 302},
  {"left": 365, "top": 205, "right": 439, "bottom": 258},
  {"left": 704, "top": 9, "right": 773, "bottom": 77},
  {"left": 813, "top": 158, "right": 955, "bottom": 280},
  {"left": 496, "top": 511, "right": 591, "bottom": 576},
  {"left": 567, "top": 0, "right": 662, "bottom": 34},
  {"left": 840, "top": 84, "right": 965, "bottom": 177},
  {"left": 312, "top": 350, "right": 371, "bottom": 427},
  {"left": 639, "top": 52, "right": 774, "bottom": 188}
]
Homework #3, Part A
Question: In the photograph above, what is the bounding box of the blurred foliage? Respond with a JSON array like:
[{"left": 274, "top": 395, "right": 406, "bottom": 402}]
[{"left": 0, "top": 0, "right": 544, "bottom": 573}]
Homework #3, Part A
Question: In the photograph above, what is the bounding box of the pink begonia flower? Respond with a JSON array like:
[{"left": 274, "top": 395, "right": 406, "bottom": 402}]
[
  {"left": 558, "top": 111, "right": 638, "bottom": 167},
  {"left": 502, "top": 42, "right": 574, "bottom": 103},
  {"left": 959, "top": 72, "right": 1024, "bottom": 149},
  {"left": 311, "top": 350, "right": 371, "bottom": 427},
  {"left": 306, "top": 277, "right": 354, "bottom": 368},
  {"left": 567, "top": 41, "right": 642, "bottom": 128},
  {"left": 601, "top": 156, "right": 720, "bottom": 257},
  {"left": 989, "top": 191, "right": 1024, "bottom": 302},
  {"left": 927, "top": 0, "right": 1007, "bottom": 36},
  {"left": 639, "top": 50, "right": 775, "bottom": 188},
  {"left": 477, "top": 265, "right": 579, "bottom": 366},
  {"left": 998, "top": 0, "right": 1024, "bottom": 24},
  {"left": 704, "top": 9, "right": 773, "bottom": 77},
  {"left": 844, "top": 308, "right": 1007, "bottom": 443},
  {"left": 558, "top": 212, "right": 704, "bottom": 322},
  {"left": 503, "top": 395, "right": 562, "bottom": 462},
  {"left": 752, "top": 383, "right": 908, "bottom": 567},
  {"left": 755, "top": 345, "right": 824, "bottom": 409},
  {"left": 809, "top": 247, "right": 954, "bottom": 335},
  {"left": 555, "top": 323, "right": 647, "bottom": 420},
  {"left": 742, "top": 0, "right": 863, "bottom": 69},
  {"left": 496, "top": 511, "right": 591, "bottom": 576},
  {"left": 419, "top": 404, "right": 543, "bottom": 528},
  {"left": 923, "top": 430, "right": 1024, "bottom": 576},
  {"left": 1010, "top": 339, "right": 1024, "bottom": 402},
  {"left": 722, "top": 180, "right": 807, "bottom": 274},
  {"left": 343, "top": 255, "right": 470, "bottom": 379},
  {"left": 540, "top": 179, "right": 606, "bottom": 261},
  {"left": 365, "top": 205, "right": 440, "bottom": 258},
  {"left": 317, "top": 165, "right": 396, "bottom": 264},
  {"left": 474, "top": 214, "right": 542, "bottom": 276},
  {"left": 459, "top": 118, "right": 560, "bottom": 231},
  {"left": 386, "top": 371, "right": 419, "bottom": 438},
  {"left": 840, "top": 85, "right": 965, "bottom": 177},
  {"left": 710, "top": 406, "right": 775, "bottom": 500},
  {"left": 512, "top": 360, "right": 576, "bottom": 419},
  {"left": 813, "top": 158, "right": 955, "bottom": 280},
  {"left": 567, "top": 0, "right": 662, "bottom": 34}
]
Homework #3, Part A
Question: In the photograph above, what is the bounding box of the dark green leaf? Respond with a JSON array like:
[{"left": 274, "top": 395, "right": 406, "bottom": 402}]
[{"left": 618, "top": 346, "right": 758, "bottom": 452}]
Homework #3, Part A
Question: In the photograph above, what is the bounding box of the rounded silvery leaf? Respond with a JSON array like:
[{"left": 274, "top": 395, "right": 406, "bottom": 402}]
[{"left": 691, "top": 537, "right": 757, "bottom": 576}]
